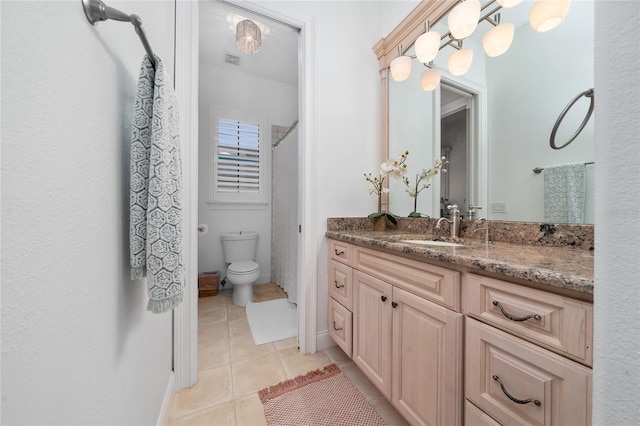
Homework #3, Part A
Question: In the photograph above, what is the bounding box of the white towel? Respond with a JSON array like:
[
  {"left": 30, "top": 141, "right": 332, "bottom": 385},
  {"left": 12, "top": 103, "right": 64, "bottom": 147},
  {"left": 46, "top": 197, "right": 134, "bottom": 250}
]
[
  {"left": 130, "top": 54, "right": 184, "bottom": 314},
  {"left": 543, "top": 162, "right": 586, "bottom": 224}
]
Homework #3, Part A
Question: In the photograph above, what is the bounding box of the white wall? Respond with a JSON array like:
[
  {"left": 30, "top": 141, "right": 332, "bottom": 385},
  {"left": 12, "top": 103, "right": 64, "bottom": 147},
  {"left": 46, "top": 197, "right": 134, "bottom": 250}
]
[
  {"left": 1, "top": 1, "right": 175, "bottom": 424},
  {"left": 593, "top": 1, "right": 640, "bottom": 423},
  {"left": 487, "top": 0, "right": 594, "bottom": 222},
  {"left": 197, "top": 62, "right": 297, "bottom": 284}
]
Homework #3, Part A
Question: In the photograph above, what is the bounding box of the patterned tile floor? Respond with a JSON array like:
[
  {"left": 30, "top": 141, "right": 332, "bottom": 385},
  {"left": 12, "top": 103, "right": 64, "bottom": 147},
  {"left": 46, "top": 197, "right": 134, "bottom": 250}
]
[{"left": 166, "top": 283, "right": 408, "bottom": 425}]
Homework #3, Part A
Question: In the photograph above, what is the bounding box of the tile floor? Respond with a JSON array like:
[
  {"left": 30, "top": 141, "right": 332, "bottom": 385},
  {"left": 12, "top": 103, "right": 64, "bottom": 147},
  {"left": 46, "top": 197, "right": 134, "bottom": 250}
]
[{"left": 166, "top": 283, "right": 408, "bottom": 425}]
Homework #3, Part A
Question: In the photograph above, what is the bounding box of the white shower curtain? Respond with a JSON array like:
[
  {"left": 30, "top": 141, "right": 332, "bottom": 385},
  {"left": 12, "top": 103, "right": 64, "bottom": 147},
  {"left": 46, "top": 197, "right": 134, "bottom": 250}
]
[{"left": 272, "top": 125, "right": 298, "bottom": 303}]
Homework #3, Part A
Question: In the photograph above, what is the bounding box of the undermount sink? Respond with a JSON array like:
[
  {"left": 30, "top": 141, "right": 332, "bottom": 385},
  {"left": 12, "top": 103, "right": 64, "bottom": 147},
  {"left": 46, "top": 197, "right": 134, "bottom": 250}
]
[{"left": 400, "top": 239, "right": 464, "bottom": 247}]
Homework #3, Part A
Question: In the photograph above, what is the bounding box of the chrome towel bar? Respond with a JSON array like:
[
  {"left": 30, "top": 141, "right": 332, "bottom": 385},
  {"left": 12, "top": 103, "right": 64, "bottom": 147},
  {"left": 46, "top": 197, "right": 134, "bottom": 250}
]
[
  {"left": 533, "top": 161, "right": 594, "bottom": 174},
  {"left": 81, "top": 0, "right": 156, "bottom": 68}
]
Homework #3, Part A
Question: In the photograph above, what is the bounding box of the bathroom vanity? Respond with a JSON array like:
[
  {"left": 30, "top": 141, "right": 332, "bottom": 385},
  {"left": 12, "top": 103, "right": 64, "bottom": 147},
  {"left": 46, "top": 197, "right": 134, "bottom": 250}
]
[{"left": 326, "top": 218, "right": 593, "bottom": 426}]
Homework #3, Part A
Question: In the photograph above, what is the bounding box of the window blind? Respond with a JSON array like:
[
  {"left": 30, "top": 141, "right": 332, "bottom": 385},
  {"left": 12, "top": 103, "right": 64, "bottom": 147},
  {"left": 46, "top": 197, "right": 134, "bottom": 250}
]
[{"left": 216, "top": 118, "right": 260, "bottom": 194}]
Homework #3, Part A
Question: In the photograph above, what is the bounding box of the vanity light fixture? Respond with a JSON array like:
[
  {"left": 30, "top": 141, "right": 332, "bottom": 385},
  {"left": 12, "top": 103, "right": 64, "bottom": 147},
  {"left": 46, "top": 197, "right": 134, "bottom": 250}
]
[
  {"left": 421, "top": 67, "right": 441, "bottom": 91},
  {"left": 448, "top": 0, "right": 482, "bottom": 40},
  {"left": 390, "top": 46, "right": 413, "bottom": 81},
  {"left": 448, "top": 42, "right": 474, "bottom": 76},
  {"left": 415, "top": 22, "right": 441, "bottom": 63},
  {"left": 388, "top": 0, "right": 571, "bottom": 90},
  {"left": 529, "top": 0, "right": 571, "bottom": 33},
  {"left": 497, "top": 0, "right": 523, "bottom": 8},
  {"left": 236, "top": 19, "right": 261, "bottom": 55},
  {"left": 482, "top": 14, "right": 515, "bottom": 57}
]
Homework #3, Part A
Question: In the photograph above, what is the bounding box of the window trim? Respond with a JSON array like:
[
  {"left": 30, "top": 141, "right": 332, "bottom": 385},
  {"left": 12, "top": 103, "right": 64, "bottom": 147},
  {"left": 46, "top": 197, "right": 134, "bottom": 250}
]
[{"left": 208, "top": 106, "right": 267, "bottom": 207}]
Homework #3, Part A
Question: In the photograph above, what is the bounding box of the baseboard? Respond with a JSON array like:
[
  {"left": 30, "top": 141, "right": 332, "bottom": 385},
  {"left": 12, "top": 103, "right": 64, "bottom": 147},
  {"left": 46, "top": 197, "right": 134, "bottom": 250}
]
[
  {"left": 156, "top": 372, "right": 175, "bottom": 426},
  {"left": 315, "top": 330, "right": 336, "bottom": 352}
]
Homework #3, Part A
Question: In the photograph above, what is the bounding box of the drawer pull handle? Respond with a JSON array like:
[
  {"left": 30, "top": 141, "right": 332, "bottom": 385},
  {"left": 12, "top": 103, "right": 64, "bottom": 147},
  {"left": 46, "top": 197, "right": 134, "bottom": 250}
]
[
  {"left": 381, "top": 295, "right": 387, "bottom": 302},
  {"left": 334, "top": 249, "right": 345, "bottom": 256},
  {"left": 333, "top": 321, "right": 343, "bottom": 331},
  {"left": 493, "top": 375, "right": 542, "bottom": 407},
  {"left": 493, "top": 301, "right": 542, "bottom": 322},
  {"left": 392, "top": 301, "right": 398, "bottom": 308},
  {"left": 335, "top": 281, "right": 345, "bottom": 289}
]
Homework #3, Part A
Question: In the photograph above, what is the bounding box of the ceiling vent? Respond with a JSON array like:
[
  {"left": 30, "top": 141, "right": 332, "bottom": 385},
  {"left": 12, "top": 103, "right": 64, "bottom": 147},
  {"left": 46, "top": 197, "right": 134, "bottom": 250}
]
[{"left": 225, "top": 53, "right": 240, "bottom": 66}]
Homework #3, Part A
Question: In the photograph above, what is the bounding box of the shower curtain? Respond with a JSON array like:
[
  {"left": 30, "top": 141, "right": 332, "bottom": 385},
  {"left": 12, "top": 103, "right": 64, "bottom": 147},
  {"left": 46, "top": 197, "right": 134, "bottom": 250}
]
[{"left": 272, "top": 124, "right": 298, "bottom": 303}]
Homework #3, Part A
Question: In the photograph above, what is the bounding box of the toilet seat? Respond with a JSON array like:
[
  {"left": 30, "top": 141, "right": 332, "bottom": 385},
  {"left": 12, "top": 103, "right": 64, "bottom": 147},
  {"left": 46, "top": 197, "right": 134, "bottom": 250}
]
[{"left": 228, "top": 261, "right": 259, "bottom": 275}]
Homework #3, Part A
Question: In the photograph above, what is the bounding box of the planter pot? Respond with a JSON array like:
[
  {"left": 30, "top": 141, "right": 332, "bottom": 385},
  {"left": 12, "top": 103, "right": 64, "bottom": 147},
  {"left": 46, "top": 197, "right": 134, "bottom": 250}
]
[{"left": 372, "top": 215, "right": 386, "bottom": 231}]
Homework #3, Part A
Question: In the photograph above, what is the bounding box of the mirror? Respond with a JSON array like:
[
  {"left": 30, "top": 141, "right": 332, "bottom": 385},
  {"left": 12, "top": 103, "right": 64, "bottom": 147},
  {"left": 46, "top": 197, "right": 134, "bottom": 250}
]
[{"left": 384, "top": 0, "right": 594, "bottom": 223}]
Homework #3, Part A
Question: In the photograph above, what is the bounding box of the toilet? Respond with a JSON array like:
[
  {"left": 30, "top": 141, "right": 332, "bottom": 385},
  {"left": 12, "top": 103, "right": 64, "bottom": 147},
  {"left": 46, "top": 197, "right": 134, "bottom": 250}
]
[{"left": 221, "top": 232, "right": 260, "bottom": 307}]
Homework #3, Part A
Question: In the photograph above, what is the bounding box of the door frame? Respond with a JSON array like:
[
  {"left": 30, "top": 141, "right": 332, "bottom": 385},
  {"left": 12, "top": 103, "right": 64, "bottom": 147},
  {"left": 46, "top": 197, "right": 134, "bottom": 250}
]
[
  {"left": 172, "top": 0, "right": 317, "bottom": 391},
  {"left": 436, "top": 75, "right": 488, "bottom": 216}
]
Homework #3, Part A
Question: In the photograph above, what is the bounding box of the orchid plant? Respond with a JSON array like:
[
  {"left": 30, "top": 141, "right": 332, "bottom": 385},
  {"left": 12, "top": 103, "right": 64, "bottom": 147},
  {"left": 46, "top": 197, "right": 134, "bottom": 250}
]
[
  {"left": 364, "top": 151, "right": 409, "bottom": 225},
  {"left": 403, "top": 156, "right": 447, "bottom": 217}
]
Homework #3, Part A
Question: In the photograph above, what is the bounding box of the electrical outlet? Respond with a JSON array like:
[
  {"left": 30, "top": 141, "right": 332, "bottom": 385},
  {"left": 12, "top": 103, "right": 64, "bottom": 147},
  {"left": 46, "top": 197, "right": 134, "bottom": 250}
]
[{"left": 490, "top": 202, "right": 508, "bottom": 213}]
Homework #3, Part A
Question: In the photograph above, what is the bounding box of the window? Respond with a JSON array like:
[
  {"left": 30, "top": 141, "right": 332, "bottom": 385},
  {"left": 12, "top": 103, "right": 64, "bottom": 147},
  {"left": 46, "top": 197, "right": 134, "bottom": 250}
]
[{"left": 210, "top": 108, "right": 266, "bottom": 205}]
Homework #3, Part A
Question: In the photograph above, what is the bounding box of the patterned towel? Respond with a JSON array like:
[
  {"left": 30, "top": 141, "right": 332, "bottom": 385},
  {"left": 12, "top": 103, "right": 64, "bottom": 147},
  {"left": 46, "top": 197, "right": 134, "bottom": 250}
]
[
  {"left": 543, "top": 162, "right": 586, "bottom": 224},
  {"left": 130, "top": 54, "right": 184, "bottom": 314}
]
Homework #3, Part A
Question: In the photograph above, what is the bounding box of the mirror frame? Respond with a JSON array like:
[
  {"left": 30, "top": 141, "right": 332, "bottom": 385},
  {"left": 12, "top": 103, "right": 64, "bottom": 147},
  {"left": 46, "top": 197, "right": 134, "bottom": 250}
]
[{"left": 373, "top": 0, "right": 457, "bottom": 212}]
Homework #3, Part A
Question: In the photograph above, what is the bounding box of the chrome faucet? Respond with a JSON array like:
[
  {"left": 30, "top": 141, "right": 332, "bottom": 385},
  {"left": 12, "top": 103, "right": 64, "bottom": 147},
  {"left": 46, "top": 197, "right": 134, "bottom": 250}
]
[
  {"left": 472, "top": 218, "right": 490, "bottom": 244},
  {"left": 436, "top": 204, "right": 461, "bottom": 238}
]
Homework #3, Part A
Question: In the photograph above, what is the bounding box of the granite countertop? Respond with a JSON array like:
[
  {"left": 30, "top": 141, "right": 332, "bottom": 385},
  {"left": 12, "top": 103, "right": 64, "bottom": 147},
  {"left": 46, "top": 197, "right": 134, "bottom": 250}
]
[{"left": 325, "top": 229, "right": 594, "bottom": 296}]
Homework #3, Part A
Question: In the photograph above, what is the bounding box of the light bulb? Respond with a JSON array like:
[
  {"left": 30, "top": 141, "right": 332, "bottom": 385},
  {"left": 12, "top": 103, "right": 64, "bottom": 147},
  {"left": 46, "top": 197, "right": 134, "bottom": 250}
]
[
  {"left": 448, "top": 48, "right": 473, "bottom": 76},
  {"left": 415, "top": 31, "right": 441, "bottom": 63},
  {"left": 529, "top": 0, "right": 570, "bottom": 33},
  {"left": 497, "top": 0, "right": 523, "bottom": 8},
  {"left": 390, "top": 55, "right": 412, "bottom": 81},
  {"left": 421, "top": 68, "right": 441, "bottom": 91},
  {"left": 448, "top": 0, "right": 481, "bottom": 40},
  {"left": 482, "top": 23, "right": 515, "bottom": 57}
]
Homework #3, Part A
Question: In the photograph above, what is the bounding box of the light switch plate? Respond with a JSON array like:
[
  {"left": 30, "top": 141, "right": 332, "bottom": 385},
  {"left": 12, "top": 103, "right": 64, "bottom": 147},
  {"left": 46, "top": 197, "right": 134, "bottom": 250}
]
[{"left": 490, "top": 202, "right": 508, "bottom": 213}]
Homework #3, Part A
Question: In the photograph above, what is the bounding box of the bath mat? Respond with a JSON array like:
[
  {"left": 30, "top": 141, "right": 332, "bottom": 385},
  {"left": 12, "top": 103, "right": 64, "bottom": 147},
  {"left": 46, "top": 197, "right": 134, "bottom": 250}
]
[
  {"left": 259, "top": 364, "right": 385, "bottom": 426},
  {"left": 246, "top": 298, "right": 297, "bottom": 345}
]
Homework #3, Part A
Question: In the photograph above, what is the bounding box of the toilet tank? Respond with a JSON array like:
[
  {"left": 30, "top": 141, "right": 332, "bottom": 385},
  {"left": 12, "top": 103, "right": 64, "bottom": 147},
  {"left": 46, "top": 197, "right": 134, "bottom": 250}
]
[{"left": 221, "top": 232, "right": 259, "bottom": 263}]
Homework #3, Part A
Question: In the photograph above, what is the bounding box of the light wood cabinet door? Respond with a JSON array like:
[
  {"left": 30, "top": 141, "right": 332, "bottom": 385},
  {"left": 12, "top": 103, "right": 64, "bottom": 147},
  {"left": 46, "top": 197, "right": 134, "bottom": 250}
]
[
  {"left": 328, "top": 239, "right": 353, "bottom": 265},
  {"left": 464, "top": 273, "right": 593, "bottom": 366},
  {"left": 328, "top": 298, "right": 352, "bottom": 357},
  {"left": 466, "top": 318, "right": 592, "bottom": 426},
  {"left": 328, "top": 259, "right": 352, "bottom": 310},
  {"left": 391, "top": 286, "right": 464, "bottom": 426},
  {"left": 353, "top": 270, "right": 393, "bottom": 398}
]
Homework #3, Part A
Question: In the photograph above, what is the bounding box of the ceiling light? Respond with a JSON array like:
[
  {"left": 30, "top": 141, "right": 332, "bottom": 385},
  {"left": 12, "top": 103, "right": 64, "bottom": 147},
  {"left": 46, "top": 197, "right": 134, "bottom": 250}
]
[
  {"left": 421, "top": 68, "right": 441, "bottom": 91},
  {"left": 415, "top": 31, "right": 441, "bottom": 63},
  {"left": 448, "top": 48, "right": 474, "bottom": 76},
  {"left": 529, "top": 0, "right": 571, "bottom": 33},
  {"left": 448, "top": 0, "right": 481, "bottom": 40},
  {"left": 483, "top": 23, "right": 515, "bottom": 57},
  {"left": 236, "top": 19, "right": 261, "bottom": 55},
  {"left": 390, "top": 55, "right": 412, "bottom": 81},
  {"left": 497, "top": 0, "right": 523, "bottom": 8}
]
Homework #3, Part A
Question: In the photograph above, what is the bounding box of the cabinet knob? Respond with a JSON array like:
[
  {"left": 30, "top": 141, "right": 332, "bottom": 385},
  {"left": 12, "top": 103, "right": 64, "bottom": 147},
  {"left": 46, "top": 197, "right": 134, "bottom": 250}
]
[
  {"left": 381, "top": 295, "right": 387, "bottom": 302},
  {"left": 493, "top": 375, "right": 541, "bottom": 406},
  {"left": 493, "top": 301, "right": 541, "bottom": 322},
  {"left": 333, "top": 321, "right": 343, "bottom": 331},
  {"left": 334, "top": 281, "right": 345, "bottom": 289},
  {"left": 392, "top": 301, "right": 398, "bottom": 308},
  {"left": 334, "top": 249, "right": 345, "bottom": 256}
]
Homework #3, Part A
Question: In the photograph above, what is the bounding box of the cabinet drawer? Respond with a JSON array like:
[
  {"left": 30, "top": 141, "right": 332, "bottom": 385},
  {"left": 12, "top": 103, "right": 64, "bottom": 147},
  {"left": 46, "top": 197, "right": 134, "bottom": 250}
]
[
  {"left": 328, "top": 298, "right": 352, "bottom": 357},
  {"left": 465, "top": 401, "right": 501, "bottom": 426},
  {"left": 328, "top": 239, "right": 353, "bottom": 265},
  {"left": 328, "top": 259, "right": 352, "bottom": 310},
  {"left": 354, "top": 245, "right": 460, "bottom": 311},
  {"left": 464, "top": 273, "right": 593, "bottom": 366},
  {"left": 466, "top": 318, "right": 592, "bottom": 426}
]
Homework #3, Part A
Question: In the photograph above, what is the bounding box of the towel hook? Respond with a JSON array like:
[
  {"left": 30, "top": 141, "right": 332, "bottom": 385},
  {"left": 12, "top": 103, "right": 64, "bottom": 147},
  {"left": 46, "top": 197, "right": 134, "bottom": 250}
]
[{"left": 550, "top": 88, "right": 594, "bottom": 150}]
